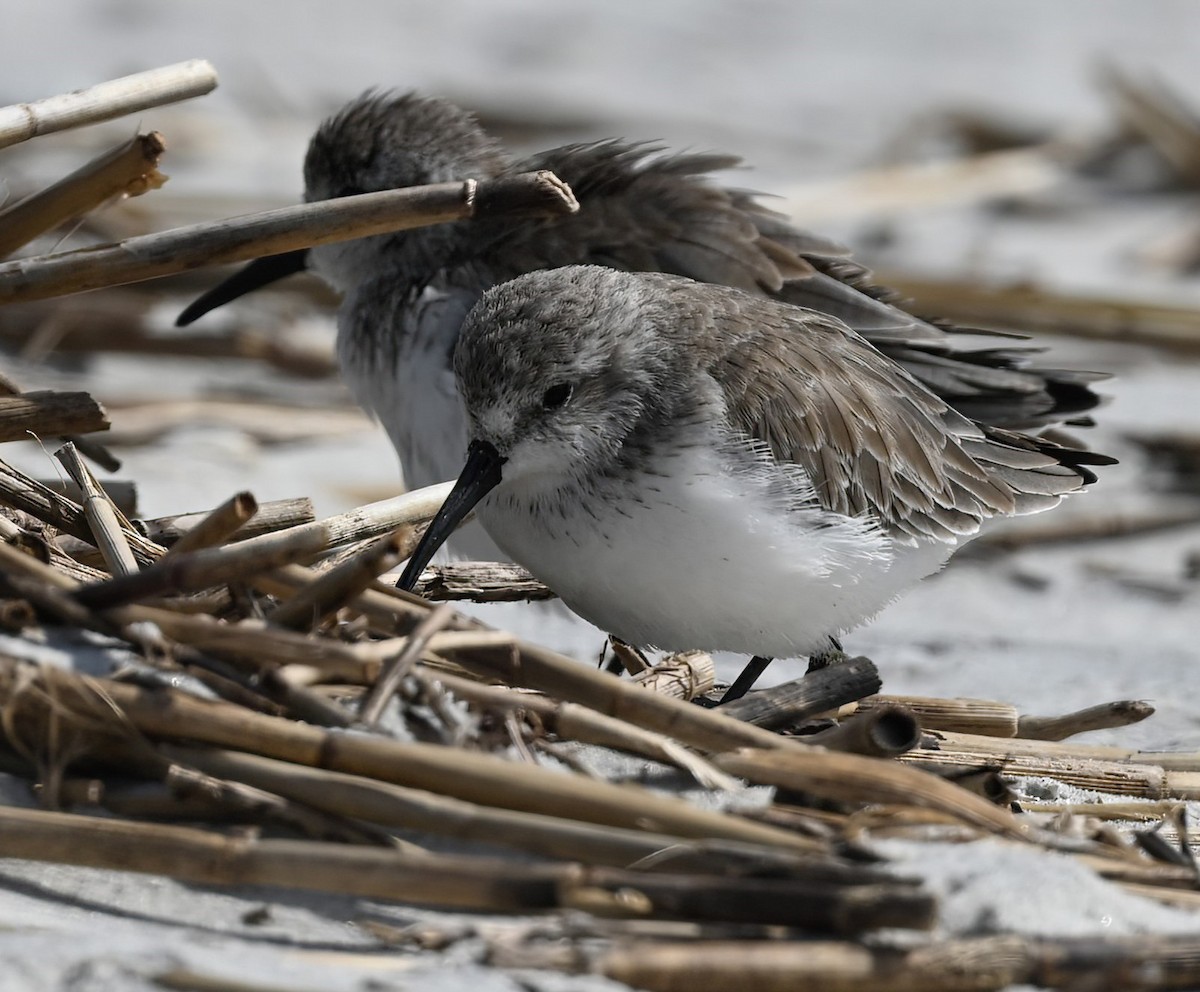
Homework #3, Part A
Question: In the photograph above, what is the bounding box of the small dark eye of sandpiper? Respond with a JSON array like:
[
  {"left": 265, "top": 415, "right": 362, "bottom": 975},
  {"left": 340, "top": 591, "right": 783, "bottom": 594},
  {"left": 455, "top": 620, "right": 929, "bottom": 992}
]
[{"left": 542, "top": 383, "right": 573, "bottom": 410}]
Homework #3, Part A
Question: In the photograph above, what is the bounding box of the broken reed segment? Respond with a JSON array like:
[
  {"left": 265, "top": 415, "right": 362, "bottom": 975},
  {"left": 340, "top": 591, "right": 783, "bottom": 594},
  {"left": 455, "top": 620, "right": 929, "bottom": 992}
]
[
  {"left": 0, "top": 390, "right": 109, "bottom": 442},
  {"left": 0, "top": 132, "right": 168, "bottom": 259},
  {"left": 804, "top": 705, "right": 923, "bottom": 759},
  {"left": 0, "top": 805, "right": 933, "bottom": 932},
  {"left": 0, "top": 171, "right": 579, "bottom": 305},
  {"left": 1098, "top": 62, "right": 1200, "bottom": 185},
  {"left": 160, "top": 491, "right": 258, "bottom": 558},
  {"left": 0, "top": 60, "right": 218, "bottom": 150}
]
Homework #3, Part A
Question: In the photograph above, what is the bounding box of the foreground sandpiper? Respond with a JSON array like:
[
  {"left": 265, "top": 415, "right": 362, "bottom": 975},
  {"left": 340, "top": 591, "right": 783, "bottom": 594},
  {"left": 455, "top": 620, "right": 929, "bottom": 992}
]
[
  {"left": 396, "top": 266, "right": 1114, "bottom": 700},
  {"left": 178, "top": 91, "right": 1105, "bottom": 559}
]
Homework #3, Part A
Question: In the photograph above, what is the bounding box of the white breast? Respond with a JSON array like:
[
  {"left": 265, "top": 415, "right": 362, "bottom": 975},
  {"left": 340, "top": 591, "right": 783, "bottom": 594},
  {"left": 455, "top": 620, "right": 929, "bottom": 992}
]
[{"left": 479, "top": 436, "right": 958, "bottom": 658}]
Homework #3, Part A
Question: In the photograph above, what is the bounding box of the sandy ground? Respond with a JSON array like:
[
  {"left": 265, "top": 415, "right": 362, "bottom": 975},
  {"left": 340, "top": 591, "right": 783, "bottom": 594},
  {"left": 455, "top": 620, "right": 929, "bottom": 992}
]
[{"left": 2, "top": 3, "right": 1200, "bottom": 989}]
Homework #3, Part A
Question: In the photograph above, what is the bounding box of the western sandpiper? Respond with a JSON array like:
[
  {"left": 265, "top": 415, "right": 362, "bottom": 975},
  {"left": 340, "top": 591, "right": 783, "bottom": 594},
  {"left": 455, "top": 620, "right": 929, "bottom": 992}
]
[
  {"left": 395, "top": 266, "right": 1114, "bottom": 699},
  {"left": 178, "top": 91, "right": 1104, "bottom": 559}
]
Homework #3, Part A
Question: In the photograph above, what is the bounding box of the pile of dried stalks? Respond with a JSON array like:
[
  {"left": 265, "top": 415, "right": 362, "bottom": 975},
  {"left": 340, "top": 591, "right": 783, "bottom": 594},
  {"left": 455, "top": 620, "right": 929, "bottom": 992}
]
[{"left": 1, "top": 62, "right": 1200, "bottom": 992}]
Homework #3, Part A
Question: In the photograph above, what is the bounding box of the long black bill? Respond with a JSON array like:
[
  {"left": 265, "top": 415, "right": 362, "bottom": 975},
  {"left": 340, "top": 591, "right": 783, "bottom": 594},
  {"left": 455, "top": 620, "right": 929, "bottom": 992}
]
[
  {"left": 397, "top": 440, "right": 507, "bottom": 591},
  {"left": 175, "top": 249, "right": 310, "bottom": 327}
]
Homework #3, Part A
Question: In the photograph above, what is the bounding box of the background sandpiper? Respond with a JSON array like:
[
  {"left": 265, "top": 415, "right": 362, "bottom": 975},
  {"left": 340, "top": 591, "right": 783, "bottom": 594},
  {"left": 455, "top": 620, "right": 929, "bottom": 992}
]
[{"left": 397, "top": 266, "right": 1115, "bottom": 699}]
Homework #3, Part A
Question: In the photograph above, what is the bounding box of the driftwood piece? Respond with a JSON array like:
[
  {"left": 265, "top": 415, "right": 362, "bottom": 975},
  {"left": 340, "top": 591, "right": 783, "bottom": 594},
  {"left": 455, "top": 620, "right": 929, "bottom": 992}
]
[
  {"left": 0, "top": 374, "right": 119, "bottom": 472},
  {"left": 1018, "top": 700, "right": 1156, "bottom": 741},
  {"left": 412, "top": 561, "right": 557, "bottom": 602},
  {"left": 719, "top": 657, "right": 882, "bottom": 729},
  {"left": 0, "top": 171, "right": 578, "bottom": 305},
  {"left": 0, "top": 60, "right": 217, "bottom": 149},
  {"left": 0, "top": 132, "right": 167, "bottom": 258},
  {"left": 0, "top": 390, "right": 109, "bottom": 442}
]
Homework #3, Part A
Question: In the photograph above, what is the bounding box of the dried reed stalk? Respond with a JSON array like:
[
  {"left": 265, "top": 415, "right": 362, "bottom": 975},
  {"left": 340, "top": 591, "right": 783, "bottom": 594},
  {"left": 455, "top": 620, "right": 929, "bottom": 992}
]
[
  {"left": 782, "top": 145, "right": 1064, "bottom": 225},
  {"left": 927, "top": 729, "right": 1200, "bottom": 771},
  {"left": 0, "top": 455, "right": 164, "bottom": 563},
  {"left": 714, "top": 747, "right": 1037, "bottom": 842},
  {"left": 167, "top": 746, "right": 788, "bottom": 872},
  {"left": 0, "top": 132, "right": 167, "bottom": 258},
  {"left": 416, "top": 668, "right": 739, "bottom": 790},
  {"left": 40, "top": 478, "right": 135, "bottom": 516},
  {"left": 54, "top": 442, "right": 137, "bottom": 576},
  {"left": 1099, "top": 64, "right": 1200, "bottom": 184},
  {"left": 0, "top": 171, "right": 578, "bottom": 305},
  {"left": 266, "top": 525, "right": 419, "bottom": 630},
  {"left": 0, "top": 658, "right": 813, "bottom": 852},
  {"left": 857, "top": 695, "right": 1019, "bottom": 737},
  {"left": 75, "top": 486, "right": 454, "bottom": 608},
  {"left": 0, "top": 390, "right": 109, "bottom": 442},
  {"left": 974, "top": 502, "right": 1200, "bottom": 550},
  {"left": 901, "top": 747, "right": 1200, "bottom": 801},
  {"left": 359, "top": 603, "right": 457, "bottom": 724},
  {"left": 0, "top": 60, "right": 218, "bottom": 149},
  {"left": 572, "top": 932, "right": 1200, "bottom": 992},
  {"left": 0, "top": 805, "right": 931, "bottom": 930},
  {"left": 876, "top": 271, "right": 1200, "bottom": 354}
]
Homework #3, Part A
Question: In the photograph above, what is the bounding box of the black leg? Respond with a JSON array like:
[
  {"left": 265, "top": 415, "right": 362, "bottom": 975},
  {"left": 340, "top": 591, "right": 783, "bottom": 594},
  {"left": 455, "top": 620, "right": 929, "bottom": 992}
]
[{"left": 719, "top": 655, "right": 773, "bottom": 703}]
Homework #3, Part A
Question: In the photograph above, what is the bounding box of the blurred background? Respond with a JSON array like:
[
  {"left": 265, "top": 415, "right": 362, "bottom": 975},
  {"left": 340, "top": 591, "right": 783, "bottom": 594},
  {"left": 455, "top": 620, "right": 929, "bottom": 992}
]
[{"left": 2, "top": 0, "right": 1199, "bottom": 743}]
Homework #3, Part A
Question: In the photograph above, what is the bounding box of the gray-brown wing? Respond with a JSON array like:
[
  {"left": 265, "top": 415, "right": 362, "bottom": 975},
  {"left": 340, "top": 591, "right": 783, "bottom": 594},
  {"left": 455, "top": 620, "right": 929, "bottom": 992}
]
[{"left": 698, "top": 294, "right": 1090, "bottom": 543}]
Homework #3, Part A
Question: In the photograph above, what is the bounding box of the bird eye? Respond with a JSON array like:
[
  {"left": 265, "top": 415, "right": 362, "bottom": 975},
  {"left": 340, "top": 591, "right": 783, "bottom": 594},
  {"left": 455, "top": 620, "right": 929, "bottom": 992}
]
[{"left": 542, "top": 383, "right": 573, "bottom": 410}]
